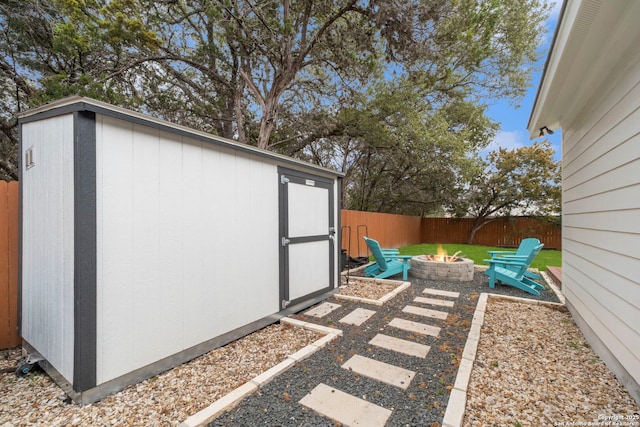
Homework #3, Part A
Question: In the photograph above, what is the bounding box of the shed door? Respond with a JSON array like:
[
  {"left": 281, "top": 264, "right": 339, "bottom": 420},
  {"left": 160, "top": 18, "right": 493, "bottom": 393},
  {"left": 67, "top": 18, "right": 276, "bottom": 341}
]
[{"left": 279, "top": 168, "right": 335, "bottom": 309}]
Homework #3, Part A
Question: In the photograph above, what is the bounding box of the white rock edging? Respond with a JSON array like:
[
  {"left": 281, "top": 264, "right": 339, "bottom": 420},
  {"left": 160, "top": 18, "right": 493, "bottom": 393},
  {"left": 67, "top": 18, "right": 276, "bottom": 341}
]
[
  {"left": 334, "top": 280, "right": 411, "bottom": 306},
  {"left": 441, "top": 272, "right": 564, "bottom": 427},
  {"left": 179, "top": 320, "right": 342, "bottom": 427}
]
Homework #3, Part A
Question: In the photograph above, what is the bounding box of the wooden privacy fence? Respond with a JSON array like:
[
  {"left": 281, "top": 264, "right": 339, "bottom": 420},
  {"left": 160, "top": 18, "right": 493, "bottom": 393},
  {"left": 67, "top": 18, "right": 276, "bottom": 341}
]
[
  {"left": 341, "top": 209, "right": 561, "bottom": 257},
  {"left": 420, "top": 217, "right": 562, "bottom": 249},
  {"left": 0, "top": 181, "right": 19, "bottom": 350},
  {"left": 341, "top": 210, "right": 423, "bottom": 257}
]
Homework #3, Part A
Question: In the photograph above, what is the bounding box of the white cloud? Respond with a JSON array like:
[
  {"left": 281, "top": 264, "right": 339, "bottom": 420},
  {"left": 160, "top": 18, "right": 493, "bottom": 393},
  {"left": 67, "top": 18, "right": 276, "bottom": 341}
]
[
  {"left": 482, "top": 129, "right": 562, "bottom": 162},
  {"left": 483, "top": 129, "right": 527, "bottom": 155}
]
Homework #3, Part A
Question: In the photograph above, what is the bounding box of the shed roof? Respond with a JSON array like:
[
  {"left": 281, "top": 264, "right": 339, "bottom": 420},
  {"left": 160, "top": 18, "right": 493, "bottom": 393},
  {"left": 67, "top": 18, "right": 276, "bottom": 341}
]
[
  {"left": 19, "top": 96, "right": 344, "bottom": 178},
  {"left": 528, "top": 0, "right": 640, "bottom": 139}
]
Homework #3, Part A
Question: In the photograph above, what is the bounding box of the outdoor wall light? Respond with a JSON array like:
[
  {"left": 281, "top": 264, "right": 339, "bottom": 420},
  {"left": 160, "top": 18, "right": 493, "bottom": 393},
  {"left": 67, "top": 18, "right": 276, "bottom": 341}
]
[{"left": 539, "top": 126, "right": 554, "bottom": 137}]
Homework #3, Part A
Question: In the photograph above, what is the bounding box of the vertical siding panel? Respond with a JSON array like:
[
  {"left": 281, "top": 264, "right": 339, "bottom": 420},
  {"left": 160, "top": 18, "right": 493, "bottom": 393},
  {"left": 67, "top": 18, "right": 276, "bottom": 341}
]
[
  {"left": 97, "top": 116, "right": 136, "bottom": 383},
  {"left": 62, "top": 117, "right": 75, "bottom": 382},
  {"left": 95, "top": 116, "right": 103, "bottom": 377},
  {"left": 207, "top": 147, "right": 237, "bottom": 335},
  {"left": 203, "top": 145, "right": 234, "bottom": 336},
  {"left": 233, "top": 156, "right": 277, "bottom": 320},
  {"left": 21, "top": 116, "right": 75, "bottom": 380},
  {"left": 157, "top": 131, "right": 184, "bottom": 352},
  {"left": 244, "top": 157, "right": 279, "bottom": 311},
  {"left": 131, "top": 125, "right": 163, "bottom": 366},
  {"left": 200, "top": 150, "right": 279, "bottom": 338},
  {"left": 181, "top": 139, "right": 205, "bottom": 346},
  {"left": 200, "top": 146, "right": 223, "bottom": 338}
]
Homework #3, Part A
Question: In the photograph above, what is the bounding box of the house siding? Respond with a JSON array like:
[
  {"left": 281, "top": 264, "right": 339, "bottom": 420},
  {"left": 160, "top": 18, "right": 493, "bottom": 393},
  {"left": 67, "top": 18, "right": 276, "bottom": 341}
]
[{"left": 562, "top": 49, "right": 640, "bottom": 396}]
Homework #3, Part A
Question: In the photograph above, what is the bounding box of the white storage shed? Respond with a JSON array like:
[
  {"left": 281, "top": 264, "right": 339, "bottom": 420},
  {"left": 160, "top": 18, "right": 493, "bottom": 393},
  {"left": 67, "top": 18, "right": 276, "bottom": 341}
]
[{"left": 18, "top": 96, "right": 342, "bottom": 404}]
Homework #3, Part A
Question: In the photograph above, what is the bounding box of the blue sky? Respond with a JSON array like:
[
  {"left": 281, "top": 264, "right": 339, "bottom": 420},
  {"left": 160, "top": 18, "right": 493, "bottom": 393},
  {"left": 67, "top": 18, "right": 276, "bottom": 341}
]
[{"left": 483, "top": 1, "right": 563, "bottom": 162}]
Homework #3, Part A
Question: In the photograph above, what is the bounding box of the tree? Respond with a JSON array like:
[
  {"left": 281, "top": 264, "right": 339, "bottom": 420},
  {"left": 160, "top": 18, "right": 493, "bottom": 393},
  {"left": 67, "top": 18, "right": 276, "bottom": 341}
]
[
  {"left": 343, "top": 80, "right": 497, "bottom": 214},
  {"left": 272, "top": 75, "right": 499, "bottom": 214},
  {"left": 447, "top": 140, "right": 561, "bottom": 244},
  {"left": 0, "top": 51, "right": 30, "bottom": 180},
  {"left": 119, "top": 0, "right": 551, "bottom": 150},
  {"left": 0, "top": 0, "right": 161, "bottom": 179},
  {"left": 1, "top": 0, "right": 551, "bottom": 187}
]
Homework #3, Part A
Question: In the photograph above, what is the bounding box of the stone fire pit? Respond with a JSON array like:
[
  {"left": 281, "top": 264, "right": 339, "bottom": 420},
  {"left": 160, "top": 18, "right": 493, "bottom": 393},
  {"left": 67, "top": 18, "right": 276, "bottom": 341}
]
[{"left": 409, "top": 255, "right": 474, "bottom": 282}]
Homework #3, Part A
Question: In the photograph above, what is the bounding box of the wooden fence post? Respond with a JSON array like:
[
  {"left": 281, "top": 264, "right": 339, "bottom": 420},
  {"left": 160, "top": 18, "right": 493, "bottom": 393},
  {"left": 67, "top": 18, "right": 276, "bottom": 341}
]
[{"left": 0, "top": 180, "right": 20, "bottom": 349}]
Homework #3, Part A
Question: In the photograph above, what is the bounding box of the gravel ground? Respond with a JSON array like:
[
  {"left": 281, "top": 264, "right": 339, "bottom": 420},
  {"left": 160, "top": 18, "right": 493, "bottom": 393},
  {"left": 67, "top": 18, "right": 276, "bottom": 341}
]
[
  {"left": 336, "top": 276, "right": 400, "bottom": 300},
  {"left": 0, "top": 324, "right": 319, "bottom": 426},
  {"left": 464, "top": 300, "right": 640, "bottom": 426},
  {"left": 210, "top": 270, "right": 563, "bottom": 426},
  {"left": 3, "top": 267, "right": 638, "bottom": 427}
]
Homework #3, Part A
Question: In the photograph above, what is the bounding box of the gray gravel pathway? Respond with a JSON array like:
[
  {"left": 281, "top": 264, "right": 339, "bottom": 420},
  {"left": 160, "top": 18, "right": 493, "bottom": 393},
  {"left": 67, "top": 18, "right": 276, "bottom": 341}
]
[{"left": 209, "top": 271, "right": 560, "bottom": 426}]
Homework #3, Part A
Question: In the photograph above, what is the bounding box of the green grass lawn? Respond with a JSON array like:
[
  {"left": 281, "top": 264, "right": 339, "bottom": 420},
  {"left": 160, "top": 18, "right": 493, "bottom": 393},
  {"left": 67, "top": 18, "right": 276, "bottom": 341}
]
[{"left": 398, "top": 243, "right": 561, "bottom": 272}]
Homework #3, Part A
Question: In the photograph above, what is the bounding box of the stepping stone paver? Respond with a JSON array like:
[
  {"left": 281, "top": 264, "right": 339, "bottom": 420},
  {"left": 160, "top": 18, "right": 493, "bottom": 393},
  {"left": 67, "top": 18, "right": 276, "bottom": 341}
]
[
  {"left": 389, "top": 317, "right": 441, "bottom": 337},
  {"left": 299, "top": 383, "right": 392, "bottom": 427},
  {"left": 422, "top": 288, "right": 460, "bottom": 298},
  {"left": 342, "top": 354, "right": 415, "bottom": 390},
  {"left": 369, "top": 333, "right": 430, "bottom": 358},
  {"left": 304, "top": 302, "right": 341, "bottom": 318},
  {"left": 403, "top": 305, "right": 449, "bottom": 320},
  {"left": 339, "top": 308, "right": 377, "bottom": 326},
  {"left": 413, "top": 296, "right": 455, "bottom": 307}
]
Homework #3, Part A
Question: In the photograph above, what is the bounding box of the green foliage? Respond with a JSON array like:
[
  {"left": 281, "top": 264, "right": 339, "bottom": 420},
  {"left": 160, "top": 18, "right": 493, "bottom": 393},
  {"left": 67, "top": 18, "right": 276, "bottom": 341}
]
[
  {"left": 0, "top": 0, "right": 552, "bottom": 189},
  {"left": 295, "top": 77, "right": 497, "bottom": 215},
  {"left": 399, "top": 243, "right": 561, "bottom": 272},
  {"left": 447, "top": 141, "right": 562, "bottom": 243},
  {"left": 0, "top": 0, "right": 161, "bottom": 179}
]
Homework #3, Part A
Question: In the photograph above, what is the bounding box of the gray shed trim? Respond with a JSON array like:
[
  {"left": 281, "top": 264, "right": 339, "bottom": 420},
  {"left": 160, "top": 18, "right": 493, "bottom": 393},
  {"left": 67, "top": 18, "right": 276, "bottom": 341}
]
[
  {"left": 18, "top": 96, "right": 345, "bottom": 179},
  {"left": 73, "top": 111, "right": 97, "bottom": 391},
  {"left": 278, "top": 167, "right": 336, "bottom": 310}
]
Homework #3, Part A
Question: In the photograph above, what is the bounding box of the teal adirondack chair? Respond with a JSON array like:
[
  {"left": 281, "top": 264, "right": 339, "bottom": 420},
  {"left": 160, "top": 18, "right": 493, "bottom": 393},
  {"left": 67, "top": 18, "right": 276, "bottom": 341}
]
[
  {"left": 487, "top": 238, "right": 542, "bottom": 280},
  {"left": 484, "top": 243, "right": 545, "bottom": 296},
  {"left": 363, "top": 237, "right": 412, "bottom": 280},
  {"left": 363, "top": 247, "right": 400, "bottom": 276}
]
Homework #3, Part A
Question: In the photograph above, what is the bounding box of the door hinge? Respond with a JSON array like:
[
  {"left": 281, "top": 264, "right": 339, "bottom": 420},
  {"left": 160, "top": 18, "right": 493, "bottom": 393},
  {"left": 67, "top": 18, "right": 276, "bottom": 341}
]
[
  {"left": 281, "top": 299, "right": 290, "bottom": 309},
  {"left": 280, "top": 175, "right": 290, "bottom": 184},
  {"left": 281, "top": 237, "right": 291, "bottom": 246}
]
